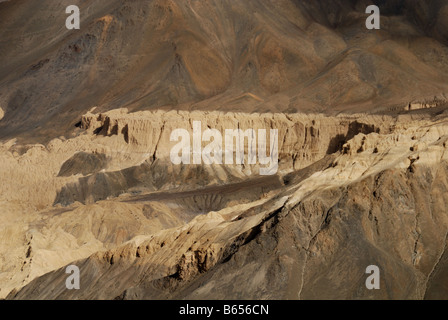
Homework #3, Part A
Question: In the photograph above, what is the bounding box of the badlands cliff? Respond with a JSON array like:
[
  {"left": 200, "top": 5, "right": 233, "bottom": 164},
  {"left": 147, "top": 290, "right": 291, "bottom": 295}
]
[{"left": 1, "top": 107, "right": 448, "bottom": 299}]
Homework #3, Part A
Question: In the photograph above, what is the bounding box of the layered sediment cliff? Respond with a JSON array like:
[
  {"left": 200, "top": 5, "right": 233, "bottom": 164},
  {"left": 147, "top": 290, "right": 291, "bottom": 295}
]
[{"left": 2, "top": 107, "right": 448, "bottom": 299}]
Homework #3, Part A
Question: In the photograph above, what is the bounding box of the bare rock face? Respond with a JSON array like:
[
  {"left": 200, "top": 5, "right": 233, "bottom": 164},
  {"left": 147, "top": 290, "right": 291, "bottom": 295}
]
[{"left": 1, "top": 0, "right": 448, "bottom": 300}]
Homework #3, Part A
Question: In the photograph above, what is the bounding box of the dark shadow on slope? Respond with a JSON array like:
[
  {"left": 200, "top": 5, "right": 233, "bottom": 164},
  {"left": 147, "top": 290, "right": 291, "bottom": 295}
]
[
  {"left": 326, "top": 121, "right": 379, "bottom": 154},
  {"left": 58, "top": 152, "right": 108, "bottom": 177}
]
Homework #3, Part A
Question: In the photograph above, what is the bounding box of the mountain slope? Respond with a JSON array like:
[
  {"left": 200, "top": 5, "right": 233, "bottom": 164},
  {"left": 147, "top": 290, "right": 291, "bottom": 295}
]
[{"left": 1, "top": 0, "right": 448, "bottom": 142}]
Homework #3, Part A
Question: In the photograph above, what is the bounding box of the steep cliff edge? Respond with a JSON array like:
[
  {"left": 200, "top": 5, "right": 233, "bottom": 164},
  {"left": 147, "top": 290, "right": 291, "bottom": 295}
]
[{"left": 56, "top": 109, "right": 392, "bottom": 205}]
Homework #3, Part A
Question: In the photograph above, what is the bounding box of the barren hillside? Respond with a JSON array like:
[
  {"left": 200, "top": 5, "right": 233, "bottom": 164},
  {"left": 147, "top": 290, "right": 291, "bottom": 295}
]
[
  {"left": 1, "top": 0, "right": 448, "bottom": 300},
  {"left": 1, "top": 0, "right": 448, "bottom": 141}
]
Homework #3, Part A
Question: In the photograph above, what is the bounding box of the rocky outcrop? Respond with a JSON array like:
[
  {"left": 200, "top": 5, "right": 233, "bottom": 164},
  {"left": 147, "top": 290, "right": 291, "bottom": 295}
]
[
  {"left": 45, "top": 109, "right": 393, "bottom": 205},
  {"left": 80, "top": 109, "right": 392, "bottom": 170}
]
